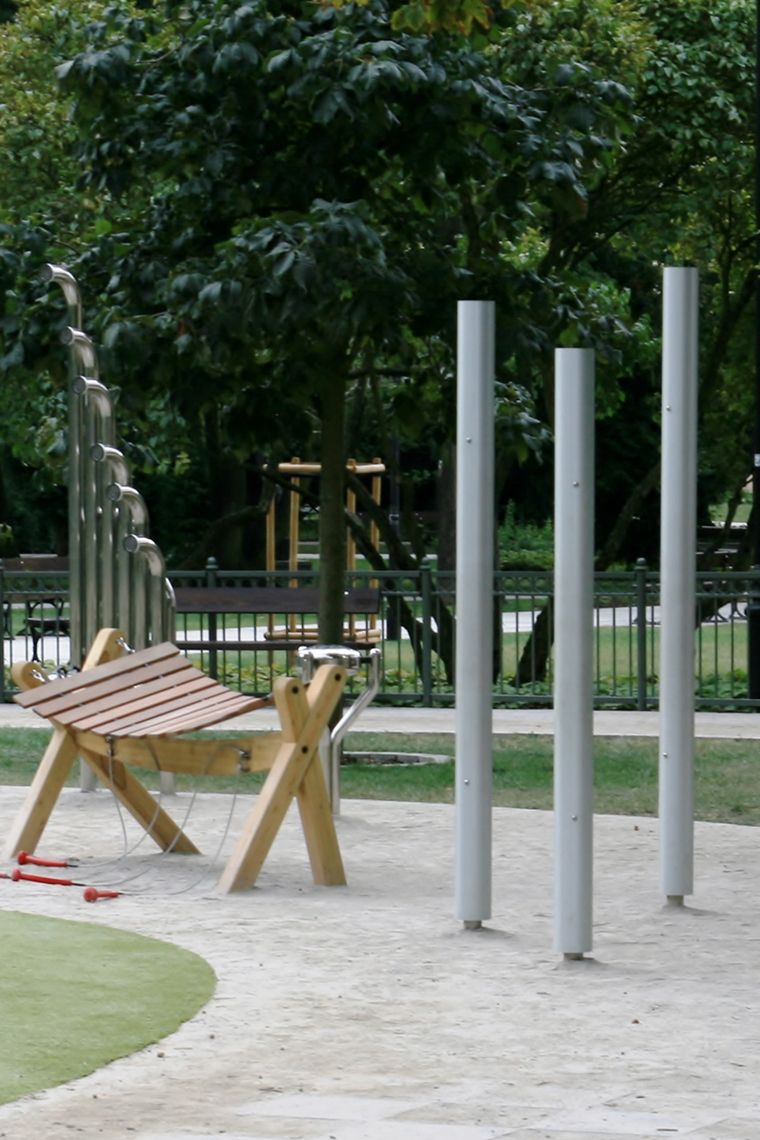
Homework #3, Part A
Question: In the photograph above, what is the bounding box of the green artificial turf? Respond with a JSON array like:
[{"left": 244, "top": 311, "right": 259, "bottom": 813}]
[{"left": 0, "top": 910, "right": 215, "bottom": 1105}]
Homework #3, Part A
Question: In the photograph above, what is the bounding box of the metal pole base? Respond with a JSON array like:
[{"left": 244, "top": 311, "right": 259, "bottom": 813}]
[
  {"left": 665, "top": 895, "right": 685, "bottom": 908},
  {"left": 563, "top": 952, "right": 585, "bottom": 962},
  {"left": 463, "top": 920, "right": 483, "bottom": 931}
]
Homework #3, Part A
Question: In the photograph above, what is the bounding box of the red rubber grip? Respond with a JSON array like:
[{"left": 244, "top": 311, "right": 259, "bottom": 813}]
[
  {"left": 17, "top": 851, "right": 72, "bottom": 869},
  {"left": 11, "top": 869, "right": 75, "bottom": 887},
  {"left": 83, "top": 887, "right": 120, "bottom": 902}
]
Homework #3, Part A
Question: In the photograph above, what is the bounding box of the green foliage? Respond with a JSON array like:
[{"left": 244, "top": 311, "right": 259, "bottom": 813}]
[
  {"left": 499, "top": 503, "right": 553, "bottom": 569},
  {"left": 0, "top": 0, "right": 755, "bottom": 572},
  {"left": 0, "top": 0, "right": 627, "bottom": 568}
]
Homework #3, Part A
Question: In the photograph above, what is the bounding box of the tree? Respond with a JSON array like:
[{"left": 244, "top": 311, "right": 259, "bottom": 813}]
[
  {"left": 46, "top": 0, "right": 631, "bottom": 645},
  {"left": 505, "top": 0, "right": 756, "bottom": 682},
  {"left": 0, "top": 1, "right": 131, "bottom": 549},
  {"left": 6, "top": 0, "right": 750, "bottom": 691}
]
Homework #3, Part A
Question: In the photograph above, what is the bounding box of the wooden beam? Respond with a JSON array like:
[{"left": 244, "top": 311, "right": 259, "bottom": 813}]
[{"left": 217, "top": 664, "right": 346, "bottom": 892}]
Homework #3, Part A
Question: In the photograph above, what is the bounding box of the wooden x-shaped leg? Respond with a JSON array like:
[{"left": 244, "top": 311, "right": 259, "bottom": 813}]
[{"left": 217, "top": 663, "right": 347, "bottom": 893}]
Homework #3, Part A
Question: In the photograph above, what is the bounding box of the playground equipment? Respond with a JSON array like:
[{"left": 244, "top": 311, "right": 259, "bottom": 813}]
[
  {"left": 266, "top": 457, "right": 384, "bottom": 643},
  {"left": 454, "top": 301, "right": 495, "bottom": 930},
  {"left": 44, "top": 264, "right": 177, "bottom": 791},
  {"left": 455, "top": 270, "right": 699, "bottom": 955},
  {"left": 553, "top": 348, "right": 595, "bottom": 959},
  {"left": 297, "top": 643, "right": 382, "bottom": 814},
  {"left": 3, "top": 628, "right": 348, "bottom": 892},
  {"left": 42, "top": 264, "right": 174, "bottom": 662},
  {"left": 659, "top": 266, "right": 699, "bottom": 905}
]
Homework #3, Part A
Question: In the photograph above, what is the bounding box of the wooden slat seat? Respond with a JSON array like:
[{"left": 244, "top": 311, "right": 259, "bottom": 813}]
[
  {"left": 4, "top": 628, "right": 348, "bottom": 892},
  {"left": 16, "top": 644, "right": 268, "bottom": 736}
]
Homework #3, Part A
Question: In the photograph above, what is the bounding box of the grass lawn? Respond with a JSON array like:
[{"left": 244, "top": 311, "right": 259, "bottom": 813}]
[
  {"left": 1, "top": 728, "right": 758, "bottom": 826},
  {"left": 0, "top": 911, "right": 215, "bottom": 1105},
  {"left": 154, "top": 620, "right": 751, "bottom": 704}
]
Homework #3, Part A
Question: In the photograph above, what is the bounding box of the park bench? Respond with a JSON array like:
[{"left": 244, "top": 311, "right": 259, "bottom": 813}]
[
  {"left": 1, "top": 555, "right": 70, "bottom": 661},
  {"left": 173, "top": 585, "right": 382, "bottom": 653}
]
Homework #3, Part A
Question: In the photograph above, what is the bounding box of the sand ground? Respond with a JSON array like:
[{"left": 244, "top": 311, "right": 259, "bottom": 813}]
[{"left": 0, "top": 761, "right": 758, "bottom": 1140}]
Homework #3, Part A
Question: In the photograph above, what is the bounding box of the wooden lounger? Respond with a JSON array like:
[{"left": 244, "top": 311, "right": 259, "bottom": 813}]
[{"left": 3, "top": 628, "right": 347, "bottom": 892}]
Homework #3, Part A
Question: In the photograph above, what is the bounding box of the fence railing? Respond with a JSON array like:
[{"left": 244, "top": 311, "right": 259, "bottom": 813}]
[{"left": 2, "top": 559, "right": 759, "bottom": 710}]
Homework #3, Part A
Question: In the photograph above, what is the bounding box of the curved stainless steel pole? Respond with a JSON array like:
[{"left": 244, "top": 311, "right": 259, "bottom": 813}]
[
  {"left": 109, "top": 485, "right": 149, "bottom": 645},
  {"left": 327, "top": 648, "right": 382, "bottom": 814},
  {"left": 41, "top": 264, "right": 82, "bottom": 329},
  {"left": 91, "top": 444, "right": 130, "bottom": 630},
  {"left": 43, "top": 271, "right": 83, "bottom": 666},
  {"left": 124, "top": 534, "right": 170, "bottom": 647},
  {"left": 123, "top": 534, "right": 174, "bottom": 796},
  {"left": 72, "top": 377, "right": 113, "bottom": 649}
]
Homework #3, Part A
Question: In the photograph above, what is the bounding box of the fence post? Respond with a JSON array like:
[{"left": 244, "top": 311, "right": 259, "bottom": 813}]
[
  {"left": 206, "top": 556, "right": 218, "bottom": 680},
  {"left": 635, "top": 558, "right": 648, "bottom": 710},
  {"left": 420, "top": 558, "right": 433, "bottom": 706},
  {"left": 749, "top": 566, "right": 760, "bottom": 702},
  {"left": 0, "top": 562, "right": 5, "bottom": 703}
]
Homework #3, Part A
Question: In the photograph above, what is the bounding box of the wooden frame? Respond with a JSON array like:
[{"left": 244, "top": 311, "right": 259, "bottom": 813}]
[
  {"left": 3, "top": 628, "right": 347, "bottom": 892},
  {"left": 266, "top": 457, "right": 385, "bottom": 641}
]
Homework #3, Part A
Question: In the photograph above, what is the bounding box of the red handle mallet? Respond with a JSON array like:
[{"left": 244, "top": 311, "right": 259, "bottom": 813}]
[
  {"left": 17, "top": 851, "right": 78, "bottom": 869},
  {"left": 11, "top": 869, "right": 82, "bottom": 887},
  {"left": 11, "top": 869, "right": 122, "bottom": 901},
  {"left": 83, "top": 887, "right": 121, "bottom": 903}
]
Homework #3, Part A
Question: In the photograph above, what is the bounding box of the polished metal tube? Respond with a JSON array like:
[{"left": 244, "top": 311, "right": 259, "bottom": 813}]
[
  {"left": 659, "top": 267, "right": 699, "bottom": 905},
  {"left": 91, "top": 445, "right": 130, "bottom": 629},
  {"left": 124, "top": 535, "right": 167, "bottom": 647},
  {"left": 41, "top": 264, "right": 82, "bottom": 328},
  {"left": 553, "top": 348, "right": 595, "bottom": 958},
  {"left": 455, "top": 300, "right": 495, "bottom": 928}
]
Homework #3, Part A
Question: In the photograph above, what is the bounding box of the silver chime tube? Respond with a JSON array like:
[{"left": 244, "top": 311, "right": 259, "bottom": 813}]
[
  {"left": 91, "top": 445, "right": 130, "bottom": 631},
  {"left": 124, "top": 534, "right": 174, "bottom": 794},
  {"left": 124, "top": 534, "right": 167, "bottom": 648},
  {"left": 659, "top": 267, "right": 699, "bottom": 905},
  {"left": 109, "top": 486, "right": 149, "bottom": 647},
  {"left": 553, "top": 348, "right": 595, "bottom": 960},
  {"left": 72, "top": 376, "right": 113, "bottom": 650},
  {"left": 43, "top": 268, "right": 83, "bottom": 665},
  {"left": 454, "top": 300, "right": 495, "bottom": 929}
]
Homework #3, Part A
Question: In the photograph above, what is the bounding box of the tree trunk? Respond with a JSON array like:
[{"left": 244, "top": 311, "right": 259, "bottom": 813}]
[
  {"left": 513, "top": 603, "right": 552, "bottom": 687},
  {"left": 318, "top": 368, "right": 347, "bottom": 644},
  {"left": 437, "top": 440, "right": 456, "bottom": 576}
]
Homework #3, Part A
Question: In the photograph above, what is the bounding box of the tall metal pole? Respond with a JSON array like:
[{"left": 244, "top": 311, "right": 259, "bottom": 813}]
[
  {"left": 41, "top": 267, "right": 83, "bottom": 668},
  {"left": 455, "top": 300, "right": 495, "bottom": 929},
  {"left": 749, "top": 0, "right": 760, "bottom": 699},
  {"left": 659, "top": 266, "right": 699, "bottom": 905},
  {"left": 553, "top": 348, "right": 595, "bottom": 959}
]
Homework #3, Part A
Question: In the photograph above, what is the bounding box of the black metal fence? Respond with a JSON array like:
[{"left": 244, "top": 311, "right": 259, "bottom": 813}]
[{"left": 2, "top": 559, "right": 759, "bottom": 710}]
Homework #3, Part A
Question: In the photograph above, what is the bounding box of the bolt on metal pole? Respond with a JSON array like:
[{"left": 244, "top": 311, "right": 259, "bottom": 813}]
[
  {"left": 455, "top": 300, "right": 495, "bottom": 929},
  {"left": 553, "top": 348, "right": 595, "bottom": 959},
  {"left": 659, "top": 266, "right": 698, "bottom": 906}
]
